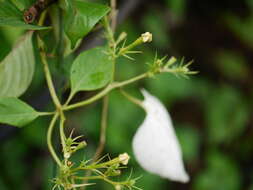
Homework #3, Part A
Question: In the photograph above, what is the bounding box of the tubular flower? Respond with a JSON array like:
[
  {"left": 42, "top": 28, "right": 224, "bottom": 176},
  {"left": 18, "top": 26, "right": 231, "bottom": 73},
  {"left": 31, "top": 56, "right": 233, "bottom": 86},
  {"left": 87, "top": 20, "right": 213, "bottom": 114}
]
[{"left": 132, "top": 89, "right": 189, "bottom": 183}]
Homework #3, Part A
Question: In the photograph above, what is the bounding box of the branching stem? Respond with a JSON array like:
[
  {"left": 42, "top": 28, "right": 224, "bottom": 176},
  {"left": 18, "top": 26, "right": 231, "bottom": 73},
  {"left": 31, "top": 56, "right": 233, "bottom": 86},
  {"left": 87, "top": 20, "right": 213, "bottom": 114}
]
[
  {"left": 47, "top": 113, "right": 62, "bottom": 167},
  {"left": 39, "top": 42, "right": 62, "bottom": 109},
  {"left": 63, "top": 72, "right": 149, "bottom": 111},
  {"left": 93, "top": 95, "right": 109, "bottom": 161}
]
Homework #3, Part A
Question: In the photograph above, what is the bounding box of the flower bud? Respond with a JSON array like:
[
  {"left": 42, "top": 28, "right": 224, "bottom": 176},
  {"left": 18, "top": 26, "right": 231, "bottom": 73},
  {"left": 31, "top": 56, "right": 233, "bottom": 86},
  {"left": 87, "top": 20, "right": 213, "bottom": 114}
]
[
  {"left": 115, "top": 185, "right": 121, "bottom": 190},
  {"left": 165, "top": 56, "right": 177, "bottom": 67},
  {"left": 119, "top": 153, "right": 130, "bottom": 165},
  {"left": 64, "top": 152, "right": 71, "bottom": 159},
  {"left": 116, "top": 32, "right": 127, "bottom": 44},
  {"left": 141, "top": 32, "right": 152, "bottom": 43},
  {"left": 74, "top": 141, "right": 87, "bottom": 151}
]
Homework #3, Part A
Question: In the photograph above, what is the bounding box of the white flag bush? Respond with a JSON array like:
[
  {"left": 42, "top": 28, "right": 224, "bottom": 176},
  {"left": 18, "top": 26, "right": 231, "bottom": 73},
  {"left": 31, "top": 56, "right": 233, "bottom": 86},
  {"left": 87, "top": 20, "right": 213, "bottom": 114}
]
[{"left": 132, "top": 89, "right": 189, "bottom": 183}]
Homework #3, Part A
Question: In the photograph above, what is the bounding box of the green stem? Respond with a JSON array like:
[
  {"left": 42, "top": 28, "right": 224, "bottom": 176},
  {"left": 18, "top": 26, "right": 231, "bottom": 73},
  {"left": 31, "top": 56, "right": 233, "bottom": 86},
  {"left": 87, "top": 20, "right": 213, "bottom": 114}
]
[
  {"left": 38, "top": 112, "right": 55, "bottom": 116},
  {"left": 114, "top": 72, "right": 148, "bottom": 87},
  {"left": 47, "top": 113, "right": 62, "bottom": 167},
  {"left": 74, "top": 175, "right": 129, "bottom": 186},
  {"left": 93, "top": 95, "right": 109, "bottom": 161},
  {"left": 110, "top": 0, "right": 117, "bottom": 33},
  {"left": 73, "top": 157, "right": 121, "bottom": 172},
  {"left": 39, "top": 43, "right": 62, "bottom": 109},
  {"left": 59, "top": 112, "right": 67, "bottom": 158},
  {"left": 118, "top": 37, "right": 143, "bottom": 56},
  {"left": 119, "top": 89, "right": 145, "bottom": 110},
  {"left": 63, "top": 72, "right": 149, "bottom": 111},
  {"left": 64, "top": 92, "right": 75, "bottom": 106}
]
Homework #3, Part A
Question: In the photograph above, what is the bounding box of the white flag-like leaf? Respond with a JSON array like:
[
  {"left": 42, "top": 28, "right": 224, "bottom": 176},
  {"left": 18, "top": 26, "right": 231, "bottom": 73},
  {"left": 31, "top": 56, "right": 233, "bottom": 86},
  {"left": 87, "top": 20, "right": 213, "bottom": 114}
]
[{"left": 132, "top": 89, "right": 189, "bottom": 183}]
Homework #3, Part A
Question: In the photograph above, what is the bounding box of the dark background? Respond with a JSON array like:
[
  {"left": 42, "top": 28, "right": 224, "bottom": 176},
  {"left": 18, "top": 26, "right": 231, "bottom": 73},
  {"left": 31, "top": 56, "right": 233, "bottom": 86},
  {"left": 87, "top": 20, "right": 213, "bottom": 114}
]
[{"left": 0, "top": 0, "right": 253, "bottom": 189}]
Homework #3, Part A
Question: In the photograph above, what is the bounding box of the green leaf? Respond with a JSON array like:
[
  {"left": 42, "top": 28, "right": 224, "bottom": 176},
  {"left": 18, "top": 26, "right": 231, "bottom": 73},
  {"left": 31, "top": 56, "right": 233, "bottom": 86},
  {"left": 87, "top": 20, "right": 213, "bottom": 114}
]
[
  {"left": 59, "top": 0, "right": 70, "bottom": 10},
  {"left": 70, "top": 47, "right": 113, "bottom": 95},
  {"left": 64, "top": 0, "right": 110, "bottom": 48},
  {"left": 0, "top": 97, "right": 40, "bottom": 127},
  {"left": 10, "top": 0, "right": 36, "bottom": 11},
  {"left": 0, "top": 32, "right": 35, "bottom": 98},
  {"left": 0, "top": 0, "right": 51, "bottom": 30}
]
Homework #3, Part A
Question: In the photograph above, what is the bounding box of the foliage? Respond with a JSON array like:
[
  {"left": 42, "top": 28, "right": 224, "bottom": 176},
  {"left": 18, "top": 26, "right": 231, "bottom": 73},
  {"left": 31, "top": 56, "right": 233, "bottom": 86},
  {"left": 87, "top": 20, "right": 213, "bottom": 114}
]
[
  {"left": 0, "top": 0, "right": 252, "bottom": 190},
  {"left": 0, "top": 0, "right": 195, "bottom": 190}
]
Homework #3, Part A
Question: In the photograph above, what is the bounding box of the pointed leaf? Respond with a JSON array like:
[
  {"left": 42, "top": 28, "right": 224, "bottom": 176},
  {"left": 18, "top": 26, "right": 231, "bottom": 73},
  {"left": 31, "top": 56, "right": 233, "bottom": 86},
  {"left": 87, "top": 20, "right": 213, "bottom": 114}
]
[
  {"left": 0, "top": 97, "right": 40, "bottom": 127},
  {"left": 64, "top": 0, "right": 110, "bottom": 47},
  {"left": 10, "top": 0, "right": 36, "bottom": 11},
  {"left": 0, "top": 32, "right": 35, "bottom": 98},
  {"left": 70, "top": 47, "right": 113, "bottom": 94}
]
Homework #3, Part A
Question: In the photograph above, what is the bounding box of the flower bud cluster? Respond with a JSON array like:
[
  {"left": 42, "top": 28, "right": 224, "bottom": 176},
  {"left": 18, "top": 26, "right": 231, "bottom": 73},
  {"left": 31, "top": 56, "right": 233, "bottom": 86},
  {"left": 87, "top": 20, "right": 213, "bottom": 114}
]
[
  {"left": 64, "top": 133, "right": 87, "bottom": 159},
  {"left": 149, "top": 56, "right": 197, "bottom": 77}
]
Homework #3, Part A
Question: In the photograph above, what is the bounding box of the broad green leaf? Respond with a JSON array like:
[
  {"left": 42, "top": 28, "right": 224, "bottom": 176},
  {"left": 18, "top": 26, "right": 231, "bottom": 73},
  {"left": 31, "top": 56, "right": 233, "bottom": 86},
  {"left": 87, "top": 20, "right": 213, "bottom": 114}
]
[
  {"left": 70, "top": 47, "right": 113, "bottom": 94},
  {"left": 0, "top": 97, "right": 40, "bottom": 127},
  {"left": 0, "top": 29, "right": 11, "bottom": 61},
  {"left": 10, "top": 0, "right": 36, "bottom": 11},
  {"left": 0, "top": 0, "right": 51, "bottom": 30},
  {"left": 64, "top": 0, "right": 110, "bottom": 48},
  {"left": 0, "top": 32, "right": 35, "bottom": 98}
]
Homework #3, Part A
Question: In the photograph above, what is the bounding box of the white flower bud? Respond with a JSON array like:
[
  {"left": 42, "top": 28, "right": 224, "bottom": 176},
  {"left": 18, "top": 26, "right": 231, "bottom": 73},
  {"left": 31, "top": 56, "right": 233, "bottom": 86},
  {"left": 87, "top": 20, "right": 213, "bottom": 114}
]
[
  {"left": 64, "top": 152, "right": 71, "bottom": 159},
  {"left": 132, "top": 89, "right": 189, "bottom": 183},
  {"left": 119, "top": 153, "right": 130, "bottom": 165},
  {"left": 115, "top": 185, "right": 122, "bottom": 190},
  {"left": 141, "top": 32, "right": 152, "bottom": 43}
]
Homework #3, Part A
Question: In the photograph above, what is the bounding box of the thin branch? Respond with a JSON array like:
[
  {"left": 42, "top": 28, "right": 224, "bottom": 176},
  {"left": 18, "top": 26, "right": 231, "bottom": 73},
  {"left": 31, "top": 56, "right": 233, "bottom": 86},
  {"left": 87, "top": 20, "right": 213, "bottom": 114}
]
[
  {"left": 63, "top": 72, "right": 149, "bottom": 111},
  {"left": 47, "top": 113, "right": 62, "bottom": 167},
  {"left": 38, "top": 38, "right": 62, "bottom": 109},
  {"left": 110, "top": 0, "right": 117, "bottom": 33},
  {"left": 93, "top": 95, "right": 109, "bottom": 161},
  {"left": 120, "top": 89, "right": 145, "bottom": 110}
]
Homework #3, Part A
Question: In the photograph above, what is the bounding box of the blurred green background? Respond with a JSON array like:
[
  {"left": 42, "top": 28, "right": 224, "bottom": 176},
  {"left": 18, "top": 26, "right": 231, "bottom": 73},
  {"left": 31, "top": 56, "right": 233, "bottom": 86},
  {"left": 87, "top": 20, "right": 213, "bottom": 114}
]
[{"left": 0, "top": 0, "right": 253, "bottom": 189}]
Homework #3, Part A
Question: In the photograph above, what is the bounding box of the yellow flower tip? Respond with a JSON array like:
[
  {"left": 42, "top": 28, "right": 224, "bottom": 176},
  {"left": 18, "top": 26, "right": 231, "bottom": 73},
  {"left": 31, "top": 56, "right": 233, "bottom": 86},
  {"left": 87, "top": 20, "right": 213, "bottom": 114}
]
[
  {"left": 141, "top": 32, "right": 152, "bottom": 43},
  {"left": 119, "top": 153, "right": 130, "bottom": 165}
]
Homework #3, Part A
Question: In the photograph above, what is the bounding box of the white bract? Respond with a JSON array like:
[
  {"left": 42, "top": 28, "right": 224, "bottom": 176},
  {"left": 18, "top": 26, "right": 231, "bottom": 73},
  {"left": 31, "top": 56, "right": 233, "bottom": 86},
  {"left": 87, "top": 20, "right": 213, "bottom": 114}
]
[{"left": 132, "top": 89, "right": 189, "bottom": 183}]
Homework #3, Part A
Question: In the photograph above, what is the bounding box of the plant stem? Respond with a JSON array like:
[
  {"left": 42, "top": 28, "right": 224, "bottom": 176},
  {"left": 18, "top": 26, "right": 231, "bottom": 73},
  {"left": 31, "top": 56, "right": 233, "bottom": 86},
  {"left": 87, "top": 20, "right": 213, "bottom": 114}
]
[
  {"left": 110, "top": 0, "right": 117, "bottom": 32},
  {"left": 82, "top": 3, "right": 117, "bottom": 188},
  {"left": 120, "top": 89, "right": 145, "bottom": 110},
  {"left": 73, "top": 156, "right": 121, "bottom": 172},
  {"left": 47, "top": 113, "right": 62, "bottom": 167},
  {"left": 74, "top": 175, "right": 129, "bottom": 186},
  {"left": 118, "top": 37, "right": 143, "bottom": 57},
  {"left": 64, "top": 92, "right": 75, "bottom": 106},
  {"left": 92, "top": 0, "right": 117, "bottom": 162},
  {"left": 37, "top": 10, "right": 62, "bottom": 109},
  {"left": 93, "top": 95, "right": 109, "bottom": 161},
  {"left": 39, "top": 42, "right": 62, "bottom": 109},
  {"left": 80, "top": 96, "right": 110, "bottom": 190},
  {"left": 38, "top": 111, "right": 55, "bottom": 116},
  {"left": 59, "top": 111, "right": 67, "bottom": 158},
  {"left": 114, "top": 72, "right": 148, "bottom": 87},
  {"left": 63, "top": 72, "right": 149, "bottom": 111}
]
